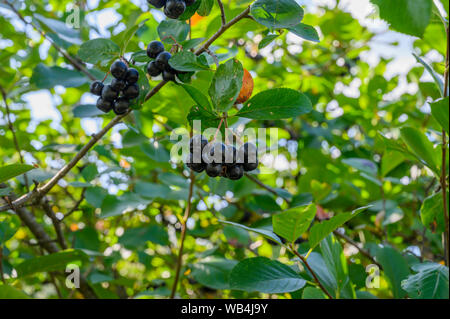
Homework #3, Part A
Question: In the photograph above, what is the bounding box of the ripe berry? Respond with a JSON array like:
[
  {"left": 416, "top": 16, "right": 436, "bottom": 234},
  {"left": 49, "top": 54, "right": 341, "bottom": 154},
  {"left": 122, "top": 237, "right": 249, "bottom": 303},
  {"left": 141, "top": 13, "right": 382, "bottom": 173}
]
[
  {"left": 147, "top": 0, "right": 167, "bottom": 8},
  {"left": 164, "top": 0, "right": 186, "bottom": 19},
  {"left": 147, "top": 41, "right": 165, "bottom": 59},
  {"left": 110, "top": 78, "right": 126, "bottom": 92},
  {"left": 101, "top": 85, "right": 119, "bottom": 101},
  {"left": 227, "top": 165, "right": 244, "bottom": 180},
  {"left": 206, "top": 163, "right": 223, "bottom": 177},
  {"left": 162, "top": 70, "right": 176, "bottom": 82},
  {"left": 110, "top": 60, "right": 128, "bottom": 79},
  {"left": 239, "top": 142, "right": 258, "bottom": 171},
  {"left": 187, "top": 153, "right": 206, "bottom": 172},
  {"left": 96, "top": 97, "right": 113, "bottom": 113},
  {"left": 203, "top": 142, "right": 226, "bottom": 164},
  {"left": 147, "top": 61, "right": 163, "bottom": 77},
  {"left": 244, "top": 160, "right": 258, "bottom": 172},
  {"left": 190, "top": 135, "right": 208, "bottom": 154},
  {"left": 155, "top": 51, "right": 172, "bottom": 70},
  {"left": 123, "top": 83, "right": 140, "bottom": 99},
  {"left": 224, "top": 145, "right": 237, "bottom": 167},
  {"left": 125, "top": 68, "right": 139, "bottom": 84},
  {"left": 90, "top": 81, "right": 104, "bottom": 96},
  {"left": 113, "top": 97, "right": 130, "bottom": 115},
  {"left": 184, "top": 0, "right": 196, "bottom": 6}
]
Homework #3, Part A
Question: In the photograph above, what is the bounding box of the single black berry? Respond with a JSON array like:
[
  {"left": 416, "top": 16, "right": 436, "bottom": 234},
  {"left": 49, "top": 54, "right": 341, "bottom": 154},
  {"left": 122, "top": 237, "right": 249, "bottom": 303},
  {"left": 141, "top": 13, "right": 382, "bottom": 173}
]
[
  {"left": 162, "top": 70, "right": 176, "bottom": 82},
  {"left": 125, "top": 68, "right": 139, "bottom": 84},
  {"left": 226, "top": 164, "right": 244, "bottom": 180},
  {"left": 123, "top": 83, "right": 140, "bottom": 99},
  {"left": 110, "top": 60, "right": 128, "bottom": 79},
  {"left": 147, "top": 61, "right": 163, "bottom": 77},
  {"left": 239, "top": 142, "right": 258, "bottom": 171},
  {"left": 113, "top": 97, "right": 130, "bottom": 115},
  {"left": 110, "top": 78, "right": 126, "bottom": 92},
  {"left": 187, "top": 153, "right": 206, "bottom": 172},
  {"left": 190, "top": 135, "right": 208, "bottom": 154},
  {"left": 147, "top": 41, "right": 165, "bottom": 59},
  {"left": 184, "top": 0, "right": 196, "bottom": 6},
  {"left": 244, "top": 161, "right": 259, "bottom": 172},
  {"left": 224, "top": 145, "right": 237, "bottom": 167},
  {"left": 90, "top": 81, "right": 104, "bottom": 96},
  {"left": 155, "top": 51, "right": 172, "bottom": 70},
  {"left": 164, "top": 0, "right": 186, "bottom": 19},
  {"left": 96, "top": 97, "right": 113, "bottom": 113},
  {"left": 101, "top": 85, "right": 119, "bottom": 101},
  {"left": 148, "top": 0, "right": 167, "bottom": 8},
  {"left": 203, "top": 142, "right": 226, "bottom": 164},
  {"left": 206, "top": 163, "right": 223, "bottom": 177}
]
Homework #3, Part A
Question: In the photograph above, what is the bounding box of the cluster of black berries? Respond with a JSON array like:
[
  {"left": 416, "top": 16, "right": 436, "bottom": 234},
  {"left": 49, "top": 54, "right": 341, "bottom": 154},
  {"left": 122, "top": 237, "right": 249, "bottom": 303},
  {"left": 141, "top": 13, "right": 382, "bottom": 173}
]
[
  {"left": 146, "top": 41, "right": 180, "bottom": 82},
  {"left": 90, "top": 61, "right": 140, "bottom": 115},
  {"left": 148, "top": 0, "right": 197, "bottom": 19},
  {"left": 187, "top": 135, "right": 259, "bottom": 180}
]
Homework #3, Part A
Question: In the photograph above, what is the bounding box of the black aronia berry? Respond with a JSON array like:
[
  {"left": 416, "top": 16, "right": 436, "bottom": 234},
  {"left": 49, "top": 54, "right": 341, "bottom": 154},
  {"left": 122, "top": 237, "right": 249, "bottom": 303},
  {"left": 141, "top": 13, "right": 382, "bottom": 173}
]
[
  {"left": 146, "top": 41, "right": 182, "bottom": 82},
  {"left": 89, "top": 60, "right": 140, "bottom": 115},
  {"left": 148, "top": 0, "right": 197, "bottom": 19},
  {"left": 186, "top": 135, "right": 259, "bottom": 180}
]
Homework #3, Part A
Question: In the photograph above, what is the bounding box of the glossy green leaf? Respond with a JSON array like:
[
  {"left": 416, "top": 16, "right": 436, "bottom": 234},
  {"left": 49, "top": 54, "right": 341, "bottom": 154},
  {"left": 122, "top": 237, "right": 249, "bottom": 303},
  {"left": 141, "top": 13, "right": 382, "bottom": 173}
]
[
  {"left": 309, "top": 206, "right": 369, "bottom": 249},
  {"left": 78, "top": 38, "right": 120, "bottom": 65},
  {"left": 430, "top": 97, "right": 449, "bottom": 134},
  {"left": 31, "top": 64, "right": 88, "bottom": 89},
  {"left": 229, "top": 257, "right": 306, "bottom": 293},
  {"left": 0, "top": 285, "right": 31, "bottom": 299},
  {"left": 272, "top": 204, "right": 316, "bottom": 243},
  {"left": 169, "top": 51, "right": 210, "bottom": 72},
  {"left": 376, "top": 245, "right": 410, "bottom": 298},
  {"left": 209, "top": 59, "right": 243, "bottom": 112},
  {"left": 0, "top": 164, "right": 34, "bottom": 184},
  {"left": 157, "top": 20, "right": 190, "bottom": 44},
  {"left": 288, "top": 23, "right": 320, "bottom": 42},
  {"left": 251, "top": 0, "right": 304, "bottom": 29},
  {"left": 191, "top": 257, "right": 238, "bottom": 290},
  {"left": 236, "top": 88, "right": 312, "bottom": 120},
  {"left": 401, "top": 263, "right": 449, "bottom": 299},
  {"left": 219, "top": 220, "right": 283, "bottom": 245}
]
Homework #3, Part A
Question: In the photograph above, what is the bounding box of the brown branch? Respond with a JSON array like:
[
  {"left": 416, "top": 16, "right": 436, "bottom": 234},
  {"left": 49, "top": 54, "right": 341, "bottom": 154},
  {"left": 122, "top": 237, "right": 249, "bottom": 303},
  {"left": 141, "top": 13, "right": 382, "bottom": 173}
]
[
  {"left": 2, "top": 0, "right": 96, "bottom": 81},
  {"left": 245, "top": 173, "right": 291, "bottom": 203},
  {"left": 217, "top": 0, "right": 227, "bottom": 25},
  {"left": 63, "top": 188, "right": 86, "bottom": 220},
  {"left": 170, "top": 172, "right": 195, "bottom": 299},
  {"left": 289, "top": 244, "right": 334, "bottom": 299},
  {"left": 441, "top": 25, "right": 449, "bottom": 266}
]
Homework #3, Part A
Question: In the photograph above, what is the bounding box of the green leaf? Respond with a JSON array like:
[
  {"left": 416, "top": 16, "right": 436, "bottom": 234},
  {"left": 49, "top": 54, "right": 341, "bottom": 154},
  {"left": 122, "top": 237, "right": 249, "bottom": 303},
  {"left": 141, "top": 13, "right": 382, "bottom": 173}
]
[
  {"left": 197, "top": 0, "right": 214, "bottom": 16},
  {"left": 140, "top": 141, "right": 170, "bottom": 163},
  {"left": 0, "top": 215, "right": 20, "bottom": 243},
  {"left": 251, "top": 0, "right": 304, "bottom": 29},
  {"left": 342, "top": 158, "right": 378, "bottom": 176},
  {"left": 302, "top": 287, "right": 326, "bottom": 299},
  {"left": 34, "top": 13, "right": 81, "bottom": 45},
  {"left": 272, "top": 204, "right": 316, "bottom": 243},
  {"left": 236, "top": 88, "right": 312, "bottom": 120},
  {"left": 420, "top": 191, "right": 448, "bottom": 231},
  {"left": 430, "top": 97, "right": 449, "bottom": 134},
  {"left": 209, "top": 59, "right": 244, "bottom": 112},
  {"left": 219, "top": 220, "right": 283, "bottom": 245},
  {"left": 370, "top": 0, "right": 433, "bottom": 37},
  {"left": 258, "top": 34, "right": 279, "bottom": 49},
  {"left": 16, "top": 250, "right": 88, "bottom": 277},
  {"left": 169, "top": 51, "right": 210, "bottom": 72},
  {"left": 121, "top": 19, "right": 147, "bottom": 55},
  {"left": 100, "top": 193, "right": 151, "bottom": 218},
  {"left": 0, "top": 164, "right": 34, "bottom": 183},
  {"left": 288, "top": 23, "right": 320, "bottom": 42},
  {"left": 119, "top": 225, "right": 169, "bottom": 247},
  {"left": 229, "top": 257, "right": 306, "bottom": 293},
  {"left": 401, "top": 263, "right": 449, "bottom": 299},
  {"left": 31, "top": 63, "right": 88, "bottom": 89},
  {"left": 308, "top": 206, "right": 369, "bottom": 249},
  {"left": 376, "top": 245, "right": 410, "bottom": 298},
  {"left": 413, "top": 53, "right": 445, "bottom": 96},
  {"left": 181, "top": 84, "right": 213, "bottom": 111},
  {"left": 179, "top": 0, "right": 202, "bottom": 20},
  {"left": 157, "top": 20, "right": 189, "bottom": 44},
  {"left": 73, "top": 104, "right": 105, "bottom": 118},
  {"left": 400, "top": 126, "right": 440, "bottom": 174},
  {"left": 78, "top": 39, "right": 120, "bottom": 65},
  {"left": 0, "top": 285, "right": 31, "bottom": 299},
  {"left": 191, "top": 257, "right": 238, "bottom": 290},
  {"left": 381, "top": 150, "right": 406, "bottom": 177}
]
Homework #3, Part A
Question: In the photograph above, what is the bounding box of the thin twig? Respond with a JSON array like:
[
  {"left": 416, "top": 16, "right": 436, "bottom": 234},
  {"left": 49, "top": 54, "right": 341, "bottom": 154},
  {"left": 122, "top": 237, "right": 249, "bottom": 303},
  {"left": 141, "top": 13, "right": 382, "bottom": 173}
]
[
  {"left": 63, "top": 188, "right": 86, "bottom": 220},
  {"left": 244, "top": 173, "right": 291, "bottom": 203},
  {"left": 333, "top": 230, "right": 381, "bottom": 268},
  {"left": 170, "top": 172, "right": 196, "bottom": 299},
  {"left": 289, "top": 244, "right": 334, "bottom": 299},
  {"left": 217, "top": 0, "right": 227, "bottom": 25},
  {"left": 41, "top": 198, "right": 67, "bottom": 250}
]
